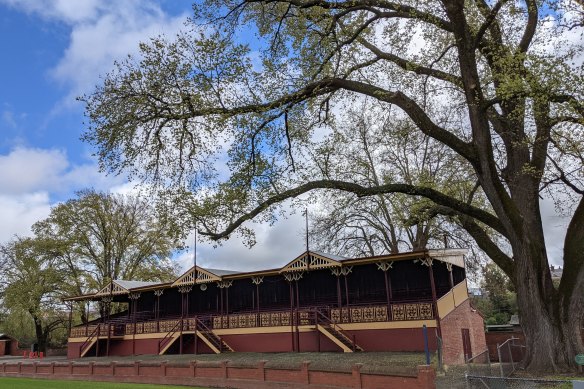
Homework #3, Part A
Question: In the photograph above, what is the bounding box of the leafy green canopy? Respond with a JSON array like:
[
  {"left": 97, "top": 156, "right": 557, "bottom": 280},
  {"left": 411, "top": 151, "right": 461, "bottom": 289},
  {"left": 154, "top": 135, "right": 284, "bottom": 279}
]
[{"left": 33, "top": 189, "right": 182, "bottom": 295}]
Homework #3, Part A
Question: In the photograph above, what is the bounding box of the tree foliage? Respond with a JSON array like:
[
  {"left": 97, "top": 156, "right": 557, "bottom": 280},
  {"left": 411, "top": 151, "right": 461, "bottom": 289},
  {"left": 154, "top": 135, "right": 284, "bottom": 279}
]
[
  {"left": 0, "top": 237, "right": 68, "bottom": 352},
  {"left": 473, "top": 263, "right": 518, "bottom": 325},
  {"left": 33, "top": 189, "right": 182, "bottom": 320},
  {"left": 81, "top": 0, "right": 584, "bottom": 372},
  {"left": 310, "top": 103, "right": 483, "bottom": 258}
]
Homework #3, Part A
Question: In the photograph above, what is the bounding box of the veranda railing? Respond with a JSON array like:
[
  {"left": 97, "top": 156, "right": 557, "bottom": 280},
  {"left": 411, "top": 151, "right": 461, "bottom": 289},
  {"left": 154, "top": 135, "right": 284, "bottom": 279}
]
[{"left": 70, "top": 300, "right": 435, "bottom": 337}]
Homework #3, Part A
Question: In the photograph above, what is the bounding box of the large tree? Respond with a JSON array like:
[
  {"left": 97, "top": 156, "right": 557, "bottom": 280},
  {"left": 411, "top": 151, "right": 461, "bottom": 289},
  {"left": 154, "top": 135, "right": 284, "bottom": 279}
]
[
  {"left": 33, "top": 189, "right": 182, "bottom": 320},
  {"left": 82, "top": 0, "right": 584, "bottom": 371}
]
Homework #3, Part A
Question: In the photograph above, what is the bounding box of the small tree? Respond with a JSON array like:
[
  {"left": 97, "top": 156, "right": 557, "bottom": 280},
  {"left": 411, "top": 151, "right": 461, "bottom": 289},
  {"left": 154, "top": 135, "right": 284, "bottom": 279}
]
[
  {"left": 0, "top": 237, "right": 67, "bottom": 353},
  {"left": 476, "top": 263, "right": 518, "bottom": 325}
]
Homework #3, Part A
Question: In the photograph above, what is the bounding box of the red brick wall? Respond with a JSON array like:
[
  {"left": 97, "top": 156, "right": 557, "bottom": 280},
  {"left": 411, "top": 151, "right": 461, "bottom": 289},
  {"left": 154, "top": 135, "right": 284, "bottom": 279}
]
[
  {"left": 440, "top": 299, "right": 486, "bottom": 365},
  {"left": 0, "top": 360, "right": 436, "bottom": 389},
  {"left": 0, "top": 340, "right": 20, "bottom": 356},
  {"left": 69, "top": 327, "right": 439, "bottom": 357}
]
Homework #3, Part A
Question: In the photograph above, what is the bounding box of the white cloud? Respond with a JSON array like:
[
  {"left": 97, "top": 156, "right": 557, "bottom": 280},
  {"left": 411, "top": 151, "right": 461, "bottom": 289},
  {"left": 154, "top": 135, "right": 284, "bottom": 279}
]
[
  {"left": 0, "top": 0, "right": 101, "bottom": 24},
  {"left": 0, "top": 147, "right": 125, "bottom": 196},
  {"left": 175, "top": 212, "right": 308, "bottom": 273},
  {"left": 1, "top": 0, "right": 189, "bottom": 106},
  {"left": 0, "top": 146, "right": 127, "bottom": 243},
  {"left": 50, "top": 4, "right": 188, "bottom": 101},
  {"left": 0, "top": 147, "right": 69, "bottom": 195},
  {"left": 0, "top": 192, "right": 52, "bottom": 243}
]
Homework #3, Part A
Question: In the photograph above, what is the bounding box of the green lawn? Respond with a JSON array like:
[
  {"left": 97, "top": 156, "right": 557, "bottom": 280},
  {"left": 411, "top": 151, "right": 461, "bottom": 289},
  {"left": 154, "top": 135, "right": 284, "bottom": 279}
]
[{"left": 0, "top": 377, "right": 205, "bottom": 389}]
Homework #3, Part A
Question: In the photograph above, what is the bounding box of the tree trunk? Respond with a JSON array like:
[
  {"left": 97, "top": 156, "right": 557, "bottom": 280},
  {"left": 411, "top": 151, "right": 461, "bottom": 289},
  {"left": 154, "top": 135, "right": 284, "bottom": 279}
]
[
  {"left": 32, "top": 315, "right": 48, "bottom": 353},
  {"left": 513, "top": 235, "right": 583, "bottom": 371}
]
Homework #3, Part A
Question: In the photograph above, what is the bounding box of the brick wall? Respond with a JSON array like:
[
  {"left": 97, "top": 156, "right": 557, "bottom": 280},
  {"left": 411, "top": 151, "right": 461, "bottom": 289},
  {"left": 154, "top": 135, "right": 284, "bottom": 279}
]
[
  {"left": 0, "top": 359, "right": 436, "bottom": 389},
  {"left": 440, "top": 299, "right": 486, "bottom": 365}
]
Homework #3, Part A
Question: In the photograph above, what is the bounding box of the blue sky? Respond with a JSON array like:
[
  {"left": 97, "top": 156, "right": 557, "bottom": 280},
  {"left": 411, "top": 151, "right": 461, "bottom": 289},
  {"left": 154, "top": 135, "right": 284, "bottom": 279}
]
[{"left": 0, "top": 0, "right": 307, "bottom": 272}]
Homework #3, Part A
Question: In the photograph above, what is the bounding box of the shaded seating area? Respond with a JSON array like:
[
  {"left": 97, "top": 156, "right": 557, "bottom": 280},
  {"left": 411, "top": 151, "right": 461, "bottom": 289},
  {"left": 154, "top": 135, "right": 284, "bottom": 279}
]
[{"left": 66, "top": 248, "right": 484, "bottom": 364}]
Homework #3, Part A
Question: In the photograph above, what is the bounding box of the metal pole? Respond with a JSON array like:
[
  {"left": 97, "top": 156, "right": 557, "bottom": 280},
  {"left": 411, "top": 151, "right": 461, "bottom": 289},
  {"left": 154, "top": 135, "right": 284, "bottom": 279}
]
[
  {"left": 305, "top": 208, "right": 309, "bottom": 252},
  {"left": 423, "top": 324, "right": 430, "bottom": 365}
]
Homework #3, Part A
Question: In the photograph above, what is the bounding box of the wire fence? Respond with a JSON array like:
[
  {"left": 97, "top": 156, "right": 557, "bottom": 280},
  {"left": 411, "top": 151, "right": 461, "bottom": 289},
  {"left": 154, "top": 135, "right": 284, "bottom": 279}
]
[
  {"left": 466, "top": 348, "right": 495, "bottom": 377},
  {"left": 497, "top": 336, "right": 526, "bottom": 377},
  {"left": 466, "top": 375, "right": 573, "bottom": 389},
  {"left": 434, "top": 335, "right": 583, "bottom": 389}
]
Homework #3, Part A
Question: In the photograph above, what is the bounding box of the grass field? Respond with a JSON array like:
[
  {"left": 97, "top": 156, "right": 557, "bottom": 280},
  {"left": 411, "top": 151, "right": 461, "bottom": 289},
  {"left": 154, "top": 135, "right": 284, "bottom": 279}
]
[{"left": 0, "top": 377, "right": 205, "bottom": 389}]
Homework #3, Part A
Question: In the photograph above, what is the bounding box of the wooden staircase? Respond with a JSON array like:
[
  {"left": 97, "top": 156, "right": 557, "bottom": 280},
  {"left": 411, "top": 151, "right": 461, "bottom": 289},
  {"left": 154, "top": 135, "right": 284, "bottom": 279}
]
[
  {"left": 79, "top": 325, "right": 100, "bottom": 358},
  {"left": 316, "top": 311, "right": 363, "bottom": 353},
  {"left": 195, "top": 317, "right": 233, "bottom": 354},
  {"left": 158, "top": 320, "right": 182, "bottom": 355}
]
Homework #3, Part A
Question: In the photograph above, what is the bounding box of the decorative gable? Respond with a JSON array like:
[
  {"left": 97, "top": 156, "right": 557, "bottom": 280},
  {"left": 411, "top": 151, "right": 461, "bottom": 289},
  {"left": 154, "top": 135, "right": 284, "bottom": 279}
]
[
  {"left": 172, "top": 266, "right": 222, "bottom": 287},
  {"left": 280, "top": 251, "right": 341, "bottom": 273},
  {"left": 94, "top": 281, "right": 129, "bottom": 297}
]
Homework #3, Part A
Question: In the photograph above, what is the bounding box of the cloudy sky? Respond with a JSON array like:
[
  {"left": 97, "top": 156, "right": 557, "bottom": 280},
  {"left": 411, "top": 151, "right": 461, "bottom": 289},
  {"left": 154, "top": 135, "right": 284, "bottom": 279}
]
[
  {"left": 0, "top": 1, "right": 570, "bottom": 274},
  {"left": 0, "top": 0, "right": 308, "bottom": 272}
]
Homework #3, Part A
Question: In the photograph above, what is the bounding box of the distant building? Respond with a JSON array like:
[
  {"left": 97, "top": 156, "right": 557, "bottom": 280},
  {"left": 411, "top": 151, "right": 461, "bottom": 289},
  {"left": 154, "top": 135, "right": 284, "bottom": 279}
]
[
  {"left": 550, "top": 265, "right": 563, "bottom": 280},
  {"left": 468, "top": 287, "right": 484, "bottom": 297},
  {"left": 0, "top": 334, "right": 19, "bottom": 356}
]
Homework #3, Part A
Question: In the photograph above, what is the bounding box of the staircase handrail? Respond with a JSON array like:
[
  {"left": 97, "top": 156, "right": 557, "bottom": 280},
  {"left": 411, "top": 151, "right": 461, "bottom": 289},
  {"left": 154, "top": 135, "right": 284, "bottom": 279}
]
[
  {"left": 195, "top": 317, "right": 223, "bottom": 351},
  {"left": 80, "top": 324, "right": 100, "bottom": 356},
  {"left": 315, "top": 309, "right": 359, "bottom": 351},
  {"left": 158, "top": 318, "right": 182, "bottom": 353}
]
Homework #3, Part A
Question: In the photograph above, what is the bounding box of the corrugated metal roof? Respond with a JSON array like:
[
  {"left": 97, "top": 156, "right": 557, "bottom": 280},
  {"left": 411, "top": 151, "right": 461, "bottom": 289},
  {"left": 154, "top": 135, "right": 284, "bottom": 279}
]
[
  {"left": 114, "top": 280, "right": 161, "bottom": 290},
  {"left": 205, "top": 268, "right": 241, "bottom": 276},
  {"left": 312, "top": 250, "right": 348, "bottom": 262}
]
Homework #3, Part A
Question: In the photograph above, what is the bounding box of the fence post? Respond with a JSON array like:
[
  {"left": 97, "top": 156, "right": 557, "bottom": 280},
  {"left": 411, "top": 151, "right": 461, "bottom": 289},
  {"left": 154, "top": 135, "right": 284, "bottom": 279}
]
[
  {"left": 508, "top": 341, "right": 514, "bottom": 372},
  {"left": 497, "top": 343, "right": 504, "bottom": 377},
  {"left": 352, "top": 363, "right": 362, "bottom": 389},
  {"left": 423, "top": 324, "right": 430, "bottom": 365}
]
